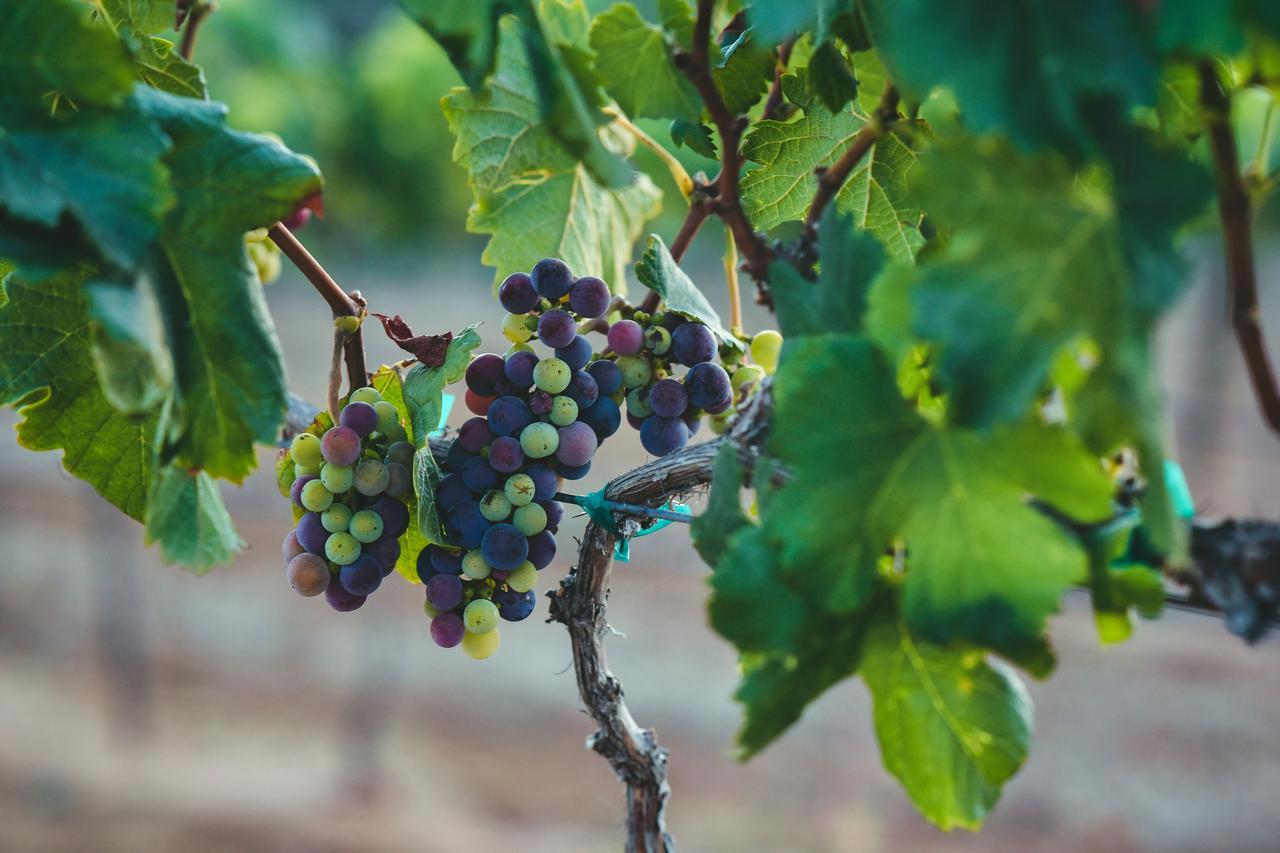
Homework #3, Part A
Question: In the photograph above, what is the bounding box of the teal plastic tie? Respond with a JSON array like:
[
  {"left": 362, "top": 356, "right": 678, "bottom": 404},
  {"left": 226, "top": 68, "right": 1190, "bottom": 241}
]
[
  {"left": 429, "top": 393, "right": 455, "bottom": 438},
  {"left": 1164, "top": 458, "right": 1195, "bottom": 519},
  {"left": 576, "top": 488, "right": 690, "bottom": 562}
]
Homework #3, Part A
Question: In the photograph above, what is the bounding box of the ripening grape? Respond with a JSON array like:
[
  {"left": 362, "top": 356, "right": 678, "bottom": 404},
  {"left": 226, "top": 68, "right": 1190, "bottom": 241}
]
[
  {"left": 587, "top": 359, "right": 622, "bottom": 396},
  {"left": 496, "top": 588, "right": 536, "bottom": 621},
  {"left": 325, "top": 531, "right": 362, "bottom": 565},
  {"left": 384, "top": 462, "right": 410, "bottom": 498},
  {"left": 325, "top": 580, "right": 366, "bottom": 612},
  {"left": 529, "top": 389, "right": 553, "bottom": 416},
  {"left": 283, "top": 529, "right": 305, "bottom": 563},
  {"left": 426, "top": 573, "right": 464, "bottom": 611},
  {"left": 513, "top": 502, "right": 547, "bottom": 536},
  {"left": 558, "top": 460, "right": 591, "bottom": 481},
  {"left": 349, "top": 387, "right": 383, "bottom": 406},
  {"left": 520, "top": 422, "right": 559, "bottom": 458},
  {"left": 537, "top": 309, "right": 577, "bottom": 349},
  {"left": 480, "top": 489, "right": 512, "bottom": 522},
  {"left": 649, "top": 378, "right": 688, "bottom": 418},
  {"left": 542, "top": 500, "right": 564, "bottom": 532},
  {"left": 499, "top": 271, "right": 540, "bottom": 313},
  {"left": 531, "top": 257, "right": 573, "bottom": 300},
  {"left": 385, "top": 423, "right": 409, "bottom": 443},
  {"left": 464, "top": 598, "right": 500, "bottom": 635},
  {"left": 297, "top": 512, "right": 329, "bottom": 554},
  {"left": 565, "top": 371, "right": 599, "bottom": 409},
  {"left": 607, "top": 320, "right": 644, "bottom": 356},
  {"left": 372, "top": 401, "right": 400, "bottom": 435},
  {"left": 640, "top": 415, "right": 690, "bottom": 457},
  {"left": 481, "top": 523, "right": 529, "bottom": 570},
  {"left": 626, "top": 387, "right": 653, "bottom": 419},
  {"left": 732, "top": 364, "right": 766, "bottom": 395},
  {"left": 580, "top": 397, "right": 621, "bottom": 439},
  {"left": 287, "top": 553, "right": 331, "bottom": 597},
  {"left": 466, "top": 353, "right": 505, "bottom": 396},
  {"left": 385, "top": 441, "right": 414, "bottom": 469},
  {"left": 555, "top": 334, "right": 592, "bottom": 372},
  {"left": 685, "top": 362, "right": 733, "bottom": 412},
  {"left": 429, "top": 545, "right": 464, "bottom": 575},
  {"left": 549, "top": 395, "right": 578, "bottom": 426},
  {"left": 525, "top": 464, "right": 558, "bottom": 502},
  {"left": 671, "top": 322, "right": 716, "bottom": 366},
  {"left": 533, "top": 357, "right": 572, "bottom": 394},
  {"left": 487, "top": 395, "right": 533, "bottom": 437},
  {"left": 504, "top": 349, "right": 539, "bottom": 388},
  {"left": 503, "top": 312, "right": 534, "bottom": 343},
  {"left": 527, "top": 530, "right": 556, "bottom": 570},
  {"left": 465, "top": 388, "right": 494, "bottom": 415},
  {"left": 437, "top": 475, "right": 470, "bottom": 512},
  {"left": 461, "top": 626, "right": 501, "bottom": 659},
  {"left": 507, "top": 561, "right": 538, "bottom": 594},
  {"left": 320, "top": 462, "right": 354, "bottom": 494},
  {"left": 461, "top": 456, "right": 498, "bottom": 492},
  {"left": 644, "top": 325, "right": 672, "bottom": 355},
  {"left": 339, "top": 401, "right": 378, "bottom": 438},
  {"left": 301, "top": 479, "right": 335, "bottom": 512},
  {"left": 290, "top": 432, "right": 323, "bottom": 468},
  {"left": 488, "top": 435, "right": 524, "bottom": 473},
  {"left": 556, "top": 421, "right": 597, "bottom": 467},
  {"left": 462, "top": 550, "right": 491, "bottom": 579},
  {"left": 616, "top": 355, "right": 651, "bottom": 388},
  {"left": 370, "top": 496, "right": 409, "bottom": 538},
  {"left": 290, "top": 473, "right": 317, "bottom": 506},
  {"left": 321, "top": 502, "right": 352, "bottom": 533},
  {"left": 750, "top": 329, "right": 783, "bottom": 374},
  {"left": 504, "top": 473, "right": 536, "bottom": 506},
  {"left": 430, "top": 611, "right": 466, "bottom": 648},
  {"left": 448, "top": 501, "right": 491, "bottom": 548},
  {"left": 349, "top": 509, "right": 384, "bottom": 543},
  {"left": 569, "top": 275, "right": 611, "bottom": 317},
  {"left": 340, "top": 554, "right": 383, "bottom": 596},
  {"left": 459, "top": 416, "right": 495, "bottom": 453},
  {"left": 321, "top": 426, "right": 362, "bottom": 466},
  {"left": 354, "top": 459, "right": 390, "bottom": 496}
]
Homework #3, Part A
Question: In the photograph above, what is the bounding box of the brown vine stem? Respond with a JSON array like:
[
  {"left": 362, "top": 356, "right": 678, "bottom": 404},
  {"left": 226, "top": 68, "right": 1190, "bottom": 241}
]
[
  {"left": 267, "top": 223, "right": 370, "bottom": 390},
  {"left": 177, "top": 0, "right": 214, "bottom": 60},
  {"left": 1199, "top": 62, "right": 1280, "bottom": 439},
  {"left": 805, "top": 82, "right": 901, "bottom": 230}
]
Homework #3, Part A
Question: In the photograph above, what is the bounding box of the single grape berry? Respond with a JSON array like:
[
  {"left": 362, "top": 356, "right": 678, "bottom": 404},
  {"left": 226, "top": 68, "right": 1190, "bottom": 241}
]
[
  {"left": 616, "top": 355, "right": 652, "bottom": 388},
  {"left": 558, "top": 460, "right": 591, "bottom": 481},
  {"left": 480, "top": 489, "right": 513, "bottom": 522},
  {"left": 513, "top": 502, "right": 548, "bottom": 536},
  {"left": 520, "top": 422, "right": 560, "bottom": 458},
  {"left": 325, "top": 531, "right": 362, "bottom": 565},
  {"left": 290, "top": 473, "right": 318, "bottom": 507},
  {"left": 465, "top": 353, "right": 505, "bottom": 396},
  {"left": 321, "top": 426, "right": 362, "bottom": 466},
  {"left": 430, "top": 611, "right": 466, "bottom": 648},
  {"left": 436, "top": 475, "right": 470, "bottom": 512},
  {"left": 649, "top": 378, "right": 688, "bottom": 418},
  {"left": 340, "top": 554, "right": 383, "bottom": 596},
  {"left": 504, "top": 473, "right": 536, "bottom": 506},
  {"left": 384, "top": 462, "right": 411, "bottom": 499},
  {"left": 685, "top": 361, "right": 733, "bottom": 412},
  {"left": 555, "top": 334, "right": 592, "bottom": 372},
  {"left": 750, "top": 329, "right": 783, "bottom": 373},
  {"left": 300, "top": 479, "right": 335, "bottom": 512},
  {"left": 296, "top": 512, "right": 329, "bottom": 555},
  {"left": 283, "top": 529, "right": 305, "bottom": 563},
  {"left": 426, "top": 573, "right": 464, "bottom": 611},
  {"left": 462, "top": 550, "right": 492, "bottom": 579},
  {"left": 556, "top": 421, "right": 597, "bottom": 467},
  {"left": 531, "top": 258, "right": 574, "bottom": 300},
  {"left": 503, "top": 311, "right": 534, "bottom": 343},
  {"left": 481, "top": 523, "right": 529, "bottom": 571},
  {"left": 527, "top": 530, "right": 557, "bottom": 570},
  {"left": 499, "top": 271, "right": 540, "bottom": 313},
  {"left": 461, "top": 627, "right": 501, "bottom": 659},
  {"left": 321, "top": 502, "right": 352, "bottom": 533},
  {"left": 543, "top": 499, "right": 564, "bottom": 531},
  {"left": 339, "top": 401, "right": 378, "bottom": 438},
  {"left": 525, "top": 464, "right": 558, "bottom": 502},
  {"left": 349, "top": 509, "right": 385, "bottom": 543},
  {"left": 325, "top": 582, "right": 366, "bottom": 612},
  {"left": 643, "top": 325, "right": 672, "bottom": 355},
  {"left": 354, "top": 459, "right": 390, "bottom": 496},
  {"left": 487, "top": 395, "right": 533, "bottom": 437},
  {"left": 496, "top": 588, "right": 537, "bottom": 621},
  {"left": 465, "top": 388, "right": 494, "bottom": 415},
  {"left": 607, "top": 320, "right": 644, "bottom": 356},
  {"left": 640, "top": 415, "right": 690, "bottom": 457},
  {"left": 385, "top": 440, "right": 415, "bottom": 468},
  {"left": 626, "top": 387, "right": 653, "bottom": 419},
  {"left": 579, "top": 397, "right": 621, "bottom": 439},
  {"left": 464, "top": 598, "right": 501, "bottom": 635},
  {"left": 429, "top": 546, "right": 464, "bottom": 575},
  {"left": 507, "top": 561, "right": 538, "bottom": 594},
  {"left": 372, "top": 400, "right": 400, "bottom": 435},
  {"left": 447, "top": 501, "right": 490, "bottom": 549},
  {"left": 503, "top": 349, "right": 539, "bottom": 388},
  {"left": 671, "top": 322, "right": 716, "bottom": 366},
  {"left": 549, "top": 395, "right": 578, "bottom": 426},
  {"left": 732, "top": 364, "right": 767, "bottom": 395},
  {"left": 320, "top": 462, "right": 353, "bottom": 495},
  {"left": 461, "top": 456, "right": 498, "bottom": 492},
  {"left": 458, "top": 416, "right": 495, "bottom": 453},
  {"left": 587, "top": 359, "right": 623, "bottom": 396},
  {"left": 565, "top": 370, "right": 599, "bottom": 408},
  {"left": 488, "top": 435, "right": 525, "bottom": 473},
  {"left": 568, "top": 276, "right": 611, "bottom": 318},
  {"left": 537, "top": 309, "right": 577, "bottom": 349},
  {"left": 287, "top": 553, "right": 331, "bottom": 597},
  {"left": 290, "top": 432, "right": 323, "bottom": 468},
  {"left": 529, "top": 389, "right": 554, "bottom": 416},
  {"left": 349, "top": 387, "right": 383, "bottom": 407},
  {"left": 533, "top": 357, "right": 572, "bottom": 394},
  {"left": 367, "top": 537, "right": 401, "bottom": 576},
  {"left": 370, "top": 496, "right": 410, "bottom": 538}
]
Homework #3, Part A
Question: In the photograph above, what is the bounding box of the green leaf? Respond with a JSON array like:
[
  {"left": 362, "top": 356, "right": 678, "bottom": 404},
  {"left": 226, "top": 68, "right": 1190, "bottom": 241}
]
[
  {"left": 670, "top": 118, "right": 717, "bottom": 158},
  {"left": 747, "top": 0, "right": 850, "bottom": 46},
  {"left": 403, "top": 325, "right": 481, "bottom": 448},
  {"left": 97, "top": 0, "right": 207, "bottom": 98},
  {"left": 714, "top": 28, "right": 775, "bottom": 116},
  {"left": 589, "top": 3, "right": 701, "bottom": 123},
  {"left": 397, "top": 0, "right": 524, "bottom": 89},
  {"left": 770, "top": 209, "right": 885, "bottom": 337},
  {"left": 97, "top": 0, "right": 176, "bottom": 35},
  {"left": 143, "top": 465, "right": 243, "bottom": 571},
  {"left": 806, "top": 40, "right": 858, "bottom": 113},
  {"left": 691, "top": 443, "right": 750, "bottom": 567},
  {"left": 862, "top": 602, "right": 1033, "bottom": 830},
  {"left": 86, "top": 273, "right": 174, "bottom": 414},
  {"left": 740, "top": 88, "right": 924, "bottom": 260},
  {"left": 634, "top": 234, "right": 743, "bottom": 350}
]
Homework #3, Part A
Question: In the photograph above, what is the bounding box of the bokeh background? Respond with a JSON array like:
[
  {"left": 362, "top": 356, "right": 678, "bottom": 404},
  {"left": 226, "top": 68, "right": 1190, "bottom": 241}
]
[{"left": 2, "top": 2, "right": 1279, "bottom": 851}]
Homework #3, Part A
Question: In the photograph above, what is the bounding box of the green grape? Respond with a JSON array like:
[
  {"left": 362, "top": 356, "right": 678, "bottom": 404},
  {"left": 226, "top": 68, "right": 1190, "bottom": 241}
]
[
  {"left": 385, "top": 423, "right": 409, "bottom": 443},
  {"left": 464, "top": 598, "right": 500, "bottom": 634},
  {"left": 709, "top": 411, "right": 733, "bottom": 435},
  {"left": 461, "top": 626, "right": 501, "bottom": 659},
  {"left": 520, "top": 422, "right": 559, "bottom": 458},
  {"left": 504, "top": 474, "right": 536, "bottom": 506},
  {"left": 507, "top": 561, "right": 537, "bottom": 593},
  {"left": 750, "top": 329, "right": 783, "bottom": 374},
  {"left": 505, "top": 342, "right": 535, "bottom": 357},
  {"left": 462, "top": 550, "right": 492, "bottom": 579},
  {"left": 349, "top": 510, "right": 384, "bottom": 543},
  {"left": 533, "top": 357, "right": 572, "bottom": 394},
  {"left": 513, "top": 503, "right": 547, "bottom": 536},
  {"left": 325, "top": 531, "right": 361, "bottom": 565},
  {"left": 354, "top": 459, "right": 390, "bottom": 496},
  {"left": 349, "top": 387, "right": 384, "bottom": 406},
  {"left": 321, "top": 502, "right": 352, "bottom": 533},
  {"left": 549, "top": 395, "right": 578, "bottom": 426},
  {"left": 732, "top": 364, "right": 767, "bottom": 394},
  {"left": 480, "top": 489, "right": 512, "bottom": 522},
  {"left": 248, "top": 238, "right": 282, "bottom": 285},
  {"left": 626, "top": 387, "right": 653, "bottom": 418},
  {"left": 616, "top": 355, "right": 651, "bottom": 388},
  {"left": 385, "top": 441, "right": 415, "bottom": 468},
  {"left": 320, "top": 462, "right": 354, "bottom": 494},
  {"left": 643, "top": 325, "right": 671, "bottom": 355},
  {"left": 424, "top": 599, "right": 440, "bottom": 618},
  {"left": 294, "top": 463, "right": 319, "bottom": 477},
  {"left": 373, "top": 400, "right": 400, "bottom": 435},
  {"left": 300, "top": 479, "right": 334, "bottom": 512},
  {"left": 503, "top": 312, "right": 534, "bottom": 343},
  {"left": 290, "top": 432, "right": 323, "bottom": 468}
]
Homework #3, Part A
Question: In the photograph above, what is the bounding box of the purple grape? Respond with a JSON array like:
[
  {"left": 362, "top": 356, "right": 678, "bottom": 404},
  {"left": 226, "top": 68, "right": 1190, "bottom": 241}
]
[
  {"left": 461, "top": 456, "right": 498, "bottom": 492},
  {"left": 555, "top": 421, "right": 597, "bottom": 466},
  {"left": 492, "top": 377, "right": 518, "bottom": 397},
  {"left": 542, "top": 499, "right": 564, "bottom": 531},
  {"left": 531, "top": 258, "right": 573, "bottom": 300},
  {"left": 321, "top": 426, "right": 362, "bottom": 466},
  {"left": 504, "top": 350, "right": 539, "bottom": 388},
  {"left": 426, "top": 573, "right": 464, "bottom": 610},
  {"left": 580, "top": 397, "right": 621, "bottom": 440},
  {"left": 555, "top": 335, "right": 592, "bottom": 372},
  {"left": 649, "top": 378, "right": 688, "bottom": 418},
  {"left": 339, "top": 401, "right": 378, "bottom": 438},
  {"left": 430, "top": 545, "right": 464, "bottom": 575},
  {"left": 685, "top": 362, "right": 732, "bottom": 412},
  {"left": 448, "top": 501, "right": 491, "bottom": 548},
  {"left": 430, "top": 611, "right": 466, "bottom": 648},
  {"left": 290, "top": 474, "right": 318, "bottom": 507},
  {"left": 436, "top": 474, "right": 470, "bottom": 512},
  {"left": 465, "top": 353, "right": 505, "bottom": 396},
  {"left": 487, "top": 395, "right": 533, "bottom": 437},
  {"left": 491, "top": 570, "right": 511, "bottom": 583},
  {"left": 496, "top": 588, "right": 537, "bottom": 621},
  {"left": 465, "top": 389, "right": 494, "bottom": 416},
  {"left": 568, "top": 276, "right": 611, "bottom": 318},
  {"left": 640, "top": 415, "right": 690, "bottom": 456},
  {"left": 488, "top": 435, "right": 524, "bottom": 473},
  {"left": 525, "top": 463, "right": 559, "bottom": 502},
  {"left": 527, "top": 530, "right": 556, "bottom": 570},
  {"left": 607, "top": 320, "right": 644, "bottom": 356},
  {"left": 296, "top": 512, "right": 329, "bottom": 555},
  {"left": 671, "top": 322, "right": 716, "bottom": 366},
  {"left": 367, "top": 536, "right": 401, "bottom": 576},
  {"left": 287, "top": 553, "right": 330, "bottom": 596},
  {"left": 685, "top": 411, "right": 703, "bottom": 437},
  {"left": 588, "top": 360, "right": 623, "bottom": 396},
  {"left": 446, "top": 441, "right": 473, "bottom": 473},
  {"left": 499, "top": 271, "right": 540, "bottom": 313},
  {"left": 538, "top": 309, "right": 577, "bottom": 348},
  {"left": 626, "top": 409, "right": 646, "bottom": 430},
  {"left": 481, "top": 523, "right": 529, "bottom": 571},
  {"left": 340, "top": 554, "right": 383, "bottom": 596},
  {"left": 663, "top": 313, "right": 688, "bottom": 330},
  {"left": 283, "top": 529, "right": 305, "bottom": 563},
  {"left": 417, "top": 547, "right": 438, "bottom": 582},
  {"left": 458, "top": 416, "right": 495, "bottom": 453},
  {"left": 325, "top": 582, "right": 366, "bottom": 612},
  {"left": 370, "top": 496, "right": 410, "bottom": 539},
  {"left": 558, "top": 460, "right": 591, "bottom": 481},
  {"left": 566, "top": 370, "right": 599, "bottom": 408},
  {"left": 529, "top": 390, "right": 553, "bottom": 416}
]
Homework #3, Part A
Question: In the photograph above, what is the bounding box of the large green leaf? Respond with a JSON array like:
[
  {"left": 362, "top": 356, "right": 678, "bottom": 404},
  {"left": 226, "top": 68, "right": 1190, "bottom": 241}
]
[
  {"left": 714, "top": 28, "right": 776, "bottom": 116},
  {"left": 862, "top": 602, "right": 1033, "bottom": 830},
  {"left": 747, "top": 0, "right": 850, "bottom": 46},
  {"left": 144, "top": 465, "right": 243, "bottom": 570},
  {"left": 691, "top": 443, "right": 750, "bottom": 567},
  {"left": 397, "top": 0, "right": 524, "bottom": 88},
  {"left": 589, "top": 2, "right": 701, "bottom": 123},
  {"left": 97, "top": 0, "right": 207, "bottom": 98},
  {"left": 634, "top": 235, "right": 743, "bottom": 349},
  {"left": 770, "top": 208, "right": 884, "bottom": 337}
]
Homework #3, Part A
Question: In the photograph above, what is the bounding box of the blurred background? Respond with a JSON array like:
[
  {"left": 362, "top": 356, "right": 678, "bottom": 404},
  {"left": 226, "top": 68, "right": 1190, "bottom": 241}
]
[{"left": 2, "top": 1, "right": 1279, "bottom": 851}]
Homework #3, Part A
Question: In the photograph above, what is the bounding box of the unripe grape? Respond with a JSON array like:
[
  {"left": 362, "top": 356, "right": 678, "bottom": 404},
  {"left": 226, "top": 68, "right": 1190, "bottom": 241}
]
[
  {"left": 480, "top": 489, "right": 512, "bottom": 522},
  {"left": 461, "top": 626, "right": 501, "bottom": 659},
  {"left": 349, "top": 387, "right": 384, "bottom": 406},
  {"left": 321, "top": 426, "right": 361, "bottom": 466},
  {"left": 504, "top": 473, "right": 536, "bottom": 506},
  {"left": 607, "top": 320, "right": 644, "bottom": 355},
  {"left": 750, "top": 329, "right": 783, "bottom": 373},
  {"left": 385, "top": 423, "right": 408, "bottom": 443},
  {"left": 626, "top": 387, "right": 653, "bottom": 418},
  {"left": 294, "top": 463, "right": 319, "bottom": 477},
  {"left": 643, "top": 325, "right": 672, "bottom": 355},
  {"left": 384, "top": 462, "right": 410, "bottom": 498},
  {"left": 385, "top": 441, "right": 415, "bottom": 468},
  {"left": 325, "top": 531, "right": 362, "bottom": 565},
  {"left": 349, "top": 509, "right": 384, "bottom": 543},
  {"left": 533, "top": 357, "right": 572, "bottom": 394},
  {"left": 287, "top": 553, "right": 331, "bottom": 597},
  {"left": 290, "top": 432, "right": 323, "bottom": 468},
  {"left": 732, "top": 364, "right": 767, "bottom": 395},
  {"left": 549, "top": 395, "right": 579, "bottom": 426},
  {"left": 320, "top": 462, "right": 354, "bottom": 494},
  {"left": 464, "top": 598, "right": 500, "bottom": 634},
  {"left": 520, "top": 422, "right": 560, "bottom": 458},
  {"left": 339, "top": 401, "right": 378, "bottom": 438},
  {"left": 503, "top": 312, "right": 534, "bottom": 343},
  {"left": 507, "top": 561, "right": 538, "bottom": 593},
  {"left": 354, "top": 459, "right": 390, "bottom": 496},
  {"left": 291, "top": 473, "right": 318, "bottom": 506},
  {"left": 513, "top": 502, "right": 547, "bottom": 536},
  {"left": 462, "top": 550, "right": 491, "bottom": 579},
  {"left": 372, "top": 401, "right": 400, "bottom": 435},
  {"left": 321, "top": 502, "right": 352, "bottom": 533},
  {"left": 301, "top": 479, "right": 334, "bottom": 512},
  {"left": 616, "top": 355, "right": 651, "bottom": 388}
]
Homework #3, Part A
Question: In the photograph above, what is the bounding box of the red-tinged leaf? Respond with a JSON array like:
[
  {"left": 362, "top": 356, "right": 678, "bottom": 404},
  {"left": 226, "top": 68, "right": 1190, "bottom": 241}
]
[{"left": 373, "top": 313, "right": 453, "bottom": 367}]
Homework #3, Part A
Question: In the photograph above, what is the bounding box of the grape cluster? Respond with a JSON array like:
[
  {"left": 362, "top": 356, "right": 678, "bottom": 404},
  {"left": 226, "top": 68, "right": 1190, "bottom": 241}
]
[{"left": 280, "top": 388, "right": 414, "bottom": 612}]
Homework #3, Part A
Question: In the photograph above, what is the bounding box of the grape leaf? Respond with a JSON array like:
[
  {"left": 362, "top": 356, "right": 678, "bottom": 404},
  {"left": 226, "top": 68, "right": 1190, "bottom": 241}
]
[
  {"left": 634, "top": 235, "right": 744, "bottom": 350},
  {"left": 714, "top": 28, "right": 775, "bottom": 116},
  {"left": 740, "top": 81, "right": 924, "bottom": 260},
  {"left": 670, "top": 118, "right": 716, "bottom": 158},
  {"left": 806, "top": 40, "right": 858, "bottom": 113},
  {"left": 589, "top": 3, "right": 701, "bottom": 123},
  {"left": 862, "top": 602, "right": 1033, "bottom": 830},
  {"left": 691, "top": 443, "right": 750, "bottom": 567},
  {"left": 747, "top": 0, "right": 850, "bottom": 46},
  {"left": 396, "top": 0, "right": 524, "bottom": 88},
  {"left": 97, "top": 0, "right": 207, "bottom": 98},
  {"left": 770, "top": 209, "right": 885, "bottom": 337},
  {"left": 97, "top": 0, "right": 176, "bottom": 34},
  {"left": 403, "top": 325, "right": 481, "bottom": 448},
  {"left": 86, "top": 273, "right": 174, "bottom": 414},
  {"left": 144, "top": 465, "right": 243, "bottom": 571}
]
